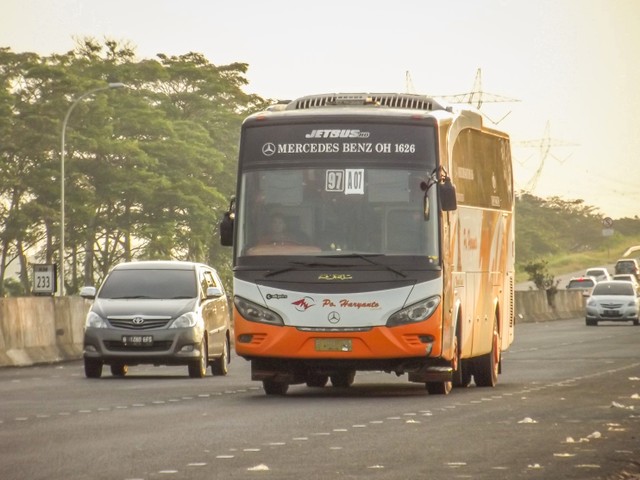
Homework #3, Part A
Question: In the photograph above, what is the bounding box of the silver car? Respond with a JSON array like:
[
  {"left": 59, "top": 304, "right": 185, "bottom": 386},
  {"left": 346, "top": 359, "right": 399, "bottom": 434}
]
[
  {"left": 585, "top": 280, "right": 640, "bottom": 326},
  {"left": 81, "top": 260, "right": 231, "bottom": 378}
]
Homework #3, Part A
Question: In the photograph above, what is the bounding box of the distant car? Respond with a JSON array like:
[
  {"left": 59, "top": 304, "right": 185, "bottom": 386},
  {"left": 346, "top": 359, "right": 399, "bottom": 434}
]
[
  {"left": 614, "top": 258, "right": 639, "bottom": 278},
  {"left": 612, "top": 274, "right": 640, "bottom": 295},
  {"left": 585, "top": 280, "right": 640, "bottom": 326},
  {"left": 81, "top": 260, "right": 231, "bottom": 378},
  {"left": 584, "top": 267, "right": 611, "bottom": 282},
  {"left": 566, "top": 276, "right": 598, "bottom": 297}
]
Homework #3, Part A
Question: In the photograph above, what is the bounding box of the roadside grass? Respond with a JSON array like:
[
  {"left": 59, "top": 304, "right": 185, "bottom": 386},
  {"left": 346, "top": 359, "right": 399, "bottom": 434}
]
[{"left": 515, "top": 233, "right": 640, "bottom": 283}]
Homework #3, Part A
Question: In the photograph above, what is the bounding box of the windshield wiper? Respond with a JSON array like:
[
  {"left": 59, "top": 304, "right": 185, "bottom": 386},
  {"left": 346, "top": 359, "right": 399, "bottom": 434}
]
[
  {"left": 265, "top": 254, "right": 407, "bottom": 278},
  {"left": 320, "top": 253, "right": 407, "bottom": 278}
]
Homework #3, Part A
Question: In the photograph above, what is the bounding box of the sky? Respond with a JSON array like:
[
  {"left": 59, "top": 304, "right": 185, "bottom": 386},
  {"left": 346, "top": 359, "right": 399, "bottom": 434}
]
[{"left": 3, "top": 0, "right": 640, "bottom": 220}]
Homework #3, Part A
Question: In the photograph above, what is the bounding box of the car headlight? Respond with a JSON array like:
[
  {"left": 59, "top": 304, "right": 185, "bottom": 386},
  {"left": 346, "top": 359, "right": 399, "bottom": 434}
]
[
  {"left": 586, "top": 299, "right": 596, "bottom": 307},
  {"left": 386, "top": 296, "right": 441, "bottom": 327},
  {"left": 234, "top": 296, "right": 284, "bottom": 326},
  {"left": 85, "top": 311, "right": 108, "bottom": 329},
  {"left": 170, "top": 312, "right": 201, "bottom": 329}
]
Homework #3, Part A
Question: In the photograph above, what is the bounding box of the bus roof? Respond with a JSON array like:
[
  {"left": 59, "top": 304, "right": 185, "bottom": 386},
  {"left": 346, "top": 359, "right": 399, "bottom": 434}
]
[{"left": 247, "top": 92, "right": 490, "bottom": 128}]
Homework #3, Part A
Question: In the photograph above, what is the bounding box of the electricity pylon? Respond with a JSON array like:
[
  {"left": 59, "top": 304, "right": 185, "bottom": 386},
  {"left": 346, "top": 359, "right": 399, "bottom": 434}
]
[{"left": 514, "top": 121, "right": 578, "bottom": 193}]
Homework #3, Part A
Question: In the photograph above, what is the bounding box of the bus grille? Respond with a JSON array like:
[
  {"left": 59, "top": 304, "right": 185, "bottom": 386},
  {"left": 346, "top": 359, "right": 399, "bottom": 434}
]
[{"left": 286, "top": 93, "right": 446, "bottom": 112}]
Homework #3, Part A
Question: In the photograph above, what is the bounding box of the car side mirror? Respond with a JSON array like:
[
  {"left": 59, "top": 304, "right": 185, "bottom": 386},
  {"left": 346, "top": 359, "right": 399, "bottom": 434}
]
[
  {"left": 80, "top": 286, "right": 96, "bottom": 299},
  {"left": 206, "top": 286, "right": 224, "bottom": 298}
]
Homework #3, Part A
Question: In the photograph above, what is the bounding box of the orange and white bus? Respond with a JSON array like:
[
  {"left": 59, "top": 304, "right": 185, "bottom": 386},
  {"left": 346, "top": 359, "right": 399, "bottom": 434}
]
[{"left": 220, "top": 93, "right": 515, "bottom": 395}]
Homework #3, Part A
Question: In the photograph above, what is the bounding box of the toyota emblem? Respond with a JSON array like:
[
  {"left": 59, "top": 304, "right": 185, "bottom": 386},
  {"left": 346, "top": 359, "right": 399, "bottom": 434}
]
[{"left": 132, "top": 316, "right": 145, "bottom": 325}]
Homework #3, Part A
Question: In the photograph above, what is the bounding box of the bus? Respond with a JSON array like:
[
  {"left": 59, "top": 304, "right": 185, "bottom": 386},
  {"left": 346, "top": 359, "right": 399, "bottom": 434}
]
[{"left": 220, "top": 93, "right": 515, "bottom": 395}]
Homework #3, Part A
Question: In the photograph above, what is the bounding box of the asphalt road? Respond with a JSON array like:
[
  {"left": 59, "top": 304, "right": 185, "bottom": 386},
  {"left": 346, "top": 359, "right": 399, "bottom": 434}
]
[{"left": 1, "top": 318, "right": 639, "bottom": 480}]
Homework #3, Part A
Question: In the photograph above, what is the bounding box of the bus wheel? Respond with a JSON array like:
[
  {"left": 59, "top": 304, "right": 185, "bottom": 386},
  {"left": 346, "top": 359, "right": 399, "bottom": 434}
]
[
  {"left": 426, "top": 381, "right": 452, "bottom": 395},
  {"left": 474, "top": 319, "right": 500, "bottom": 387},
  {"left": 452, "top": 333, "right": 471, "bottom": 388},
  {"left": 330, "top": 370, "right": 355, "bottom": 388},
  {"left": 306, "top": 374, "right": 329, "bottom": 388},
  {"left": 263, "top": 379, "right": 289, "bottom": 395}
]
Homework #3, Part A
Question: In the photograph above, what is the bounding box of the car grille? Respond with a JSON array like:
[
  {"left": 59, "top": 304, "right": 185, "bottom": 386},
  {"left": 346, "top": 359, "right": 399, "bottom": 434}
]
[
  {"left": 107, "top": 318, "right": 172, "bottom": 330},
  {"left": 104, "top": 340, "right": 173, "bottom": 352}
]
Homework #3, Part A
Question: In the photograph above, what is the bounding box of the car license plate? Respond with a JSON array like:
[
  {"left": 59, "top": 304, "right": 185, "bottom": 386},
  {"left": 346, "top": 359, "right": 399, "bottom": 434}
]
[
  {"left": 315, "top": 338, "right": 352, "bottom": 352},
  {"left": 122, "top": 335, "right": 153, "bottom": 346},
  {"left": 603, "top": 309, "right": 620, "bottom": 317}
]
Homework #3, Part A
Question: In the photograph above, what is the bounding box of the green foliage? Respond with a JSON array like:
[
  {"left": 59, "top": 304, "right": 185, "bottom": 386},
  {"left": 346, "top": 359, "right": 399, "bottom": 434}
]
[
  {"left": 523, "top": 259, "right": 559, "bottom": 292},
  {"left": 0, "top": 39, "right": 270, "bottom": 294}
]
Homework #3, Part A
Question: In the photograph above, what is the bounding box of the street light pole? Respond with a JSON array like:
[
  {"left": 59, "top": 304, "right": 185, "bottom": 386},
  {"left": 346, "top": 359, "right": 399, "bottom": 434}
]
[{"left": 60, "top": 82, "right": 125, "bottom": 296}]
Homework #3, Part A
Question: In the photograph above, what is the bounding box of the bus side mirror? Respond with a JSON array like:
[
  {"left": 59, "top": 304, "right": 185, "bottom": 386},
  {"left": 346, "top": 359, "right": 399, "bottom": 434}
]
[
  {"left": 220, "top": 212, "right": 234, "bottom": 246},
  {"left": 439, "top": 177, "right": 457, "bottom": 212}
]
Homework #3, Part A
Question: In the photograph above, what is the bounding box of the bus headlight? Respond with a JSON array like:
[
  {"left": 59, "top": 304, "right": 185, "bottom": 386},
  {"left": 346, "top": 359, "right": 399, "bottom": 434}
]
[
  {"left": 386, "top": 296, "right": 440, "bottom": 327},
  {"left": 234, "top": 296, "right": 284, "bottom": 326}
]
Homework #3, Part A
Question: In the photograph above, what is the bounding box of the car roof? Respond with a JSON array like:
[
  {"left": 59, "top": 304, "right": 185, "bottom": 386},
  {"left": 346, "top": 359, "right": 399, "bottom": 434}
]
[{"left": 111, "top": 260, "right": 212, "bottom": 271}]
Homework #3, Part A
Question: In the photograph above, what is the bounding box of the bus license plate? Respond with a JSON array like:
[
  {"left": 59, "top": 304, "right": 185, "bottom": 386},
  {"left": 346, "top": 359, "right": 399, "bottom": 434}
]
[
  {"left": 315, "top": 338, "right": 352, "bottom": 352},
  {"left": 122, "top": 335, "right": 153, "bottom": 346}
]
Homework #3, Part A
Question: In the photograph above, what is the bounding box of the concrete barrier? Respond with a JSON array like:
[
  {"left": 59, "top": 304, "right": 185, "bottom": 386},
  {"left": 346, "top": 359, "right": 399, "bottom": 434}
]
[
  {"left": 0, "top": 290, "right": 586, "bottom": 368},
  {"left": 0, "top": 296, "right": 90, "bottom": 367},
  {"left": 515, "top": 289, "right": 585, "bottom": 323}
]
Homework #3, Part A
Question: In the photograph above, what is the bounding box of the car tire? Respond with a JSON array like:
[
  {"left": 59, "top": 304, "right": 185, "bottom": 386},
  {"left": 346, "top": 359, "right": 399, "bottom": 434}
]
[
  {"left": 110, "top": 364, "right": 128, "bottom": 377},
  {"left": 586, "top": 318, "right": 598, "bottom": 326},
  {"left": 211, "top": 337, "right": 229, "bottom": 376},
  {"left": 84, "top": 358, "right": 103, "bottom": 378},
  {"left": 188, "top": 340, "right": 208, "bottom": 378}
]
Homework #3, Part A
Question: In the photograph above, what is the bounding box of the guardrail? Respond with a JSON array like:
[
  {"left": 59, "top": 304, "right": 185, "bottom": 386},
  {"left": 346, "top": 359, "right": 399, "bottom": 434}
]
[{"left": 0, "top": 291, "right": 586, "bottom": 368}]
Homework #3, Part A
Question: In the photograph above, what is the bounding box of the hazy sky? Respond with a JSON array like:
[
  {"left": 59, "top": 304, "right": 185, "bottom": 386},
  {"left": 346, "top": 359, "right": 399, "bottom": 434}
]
[{"left": 3, "top": 0, "right": 640, "bottom": 220}]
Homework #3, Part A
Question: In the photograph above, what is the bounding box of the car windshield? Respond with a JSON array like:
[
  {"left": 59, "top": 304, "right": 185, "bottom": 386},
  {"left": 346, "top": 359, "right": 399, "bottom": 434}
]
[
  {"left": 586, "top": 269, "right": 605, "bottom": 277},
  {"left": 567, "top": 279, "right": 594, "bottom": 289},
  {"left": 592, "top": 282, "right": 634, "bottom": 296},
  {"left": 98, "top": 269, "right": 197, "bottom": 299}
]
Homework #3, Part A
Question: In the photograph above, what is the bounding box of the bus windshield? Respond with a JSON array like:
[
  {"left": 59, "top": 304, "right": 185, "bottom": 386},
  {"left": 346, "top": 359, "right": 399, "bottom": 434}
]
[{"left": 236, "top": 167, "right": 440, "bottom": 260}]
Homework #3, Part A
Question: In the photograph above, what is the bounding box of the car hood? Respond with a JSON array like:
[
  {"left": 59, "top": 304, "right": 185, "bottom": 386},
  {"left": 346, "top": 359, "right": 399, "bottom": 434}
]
[
  {"left": 90, "top": 298, "right": 199, "bottom": 319},
  {"left": 590, "top": 295, "right": 636, "bottom": 304}
]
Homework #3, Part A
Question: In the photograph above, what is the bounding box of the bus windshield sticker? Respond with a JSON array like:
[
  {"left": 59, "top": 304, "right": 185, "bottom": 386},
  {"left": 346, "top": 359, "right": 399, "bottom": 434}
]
[
  {"left": 326, "top": 169, "right": 364, "bottom": 194},
  {"left": 325, "top": 170, "right": 344, "bottom": 192},
  {"left": 345, "top": 169, "right": 364, "bottom": 195}
]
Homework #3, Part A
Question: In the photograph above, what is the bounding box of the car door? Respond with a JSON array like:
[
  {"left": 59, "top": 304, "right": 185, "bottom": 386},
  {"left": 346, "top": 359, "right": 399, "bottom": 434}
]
[{"left": 200, "top": 267, "right": 229, "bottom": 356}]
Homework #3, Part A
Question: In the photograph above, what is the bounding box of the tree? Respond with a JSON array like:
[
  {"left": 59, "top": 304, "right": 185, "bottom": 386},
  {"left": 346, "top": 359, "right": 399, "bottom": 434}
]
[{"left": 0, "top": 39, "right": 269, "bottom": 293}]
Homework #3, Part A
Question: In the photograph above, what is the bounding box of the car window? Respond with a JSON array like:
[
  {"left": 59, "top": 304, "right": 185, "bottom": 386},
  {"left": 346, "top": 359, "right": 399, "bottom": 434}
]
[
  {"left": 98, "top": 269, "right": 197, "bottom": 299},
  {"left": 567, "top": 279, "right": 594, "bottom": 289},
  {"left": 586, "top": 269, "right": 605, "bottom": 277},
  {"left": 592, "top": 283, "right": 634, "bottom": 296}
]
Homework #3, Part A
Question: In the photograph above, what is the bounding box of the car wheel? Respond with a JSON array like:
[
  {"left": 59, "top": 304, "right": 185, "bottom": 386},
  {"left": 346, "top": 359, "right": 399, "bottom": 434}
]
[
  {"left": 211, "top": 337, "right": 229, "bottom": 376},
  {"left": 188, "top": 340, "right": 208, "bottom": 378},
  {"left": 110, "top": 364, "right": 128, "bottom": 377},
  {"left": 84, "top": 358, "right": 103, "bottom": 379},
  {"left": 586, "top": 318, "right": 598, "bottom": 326},
  {"left": 263, "top": 379, "right": 289, "bottom": 395}
]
